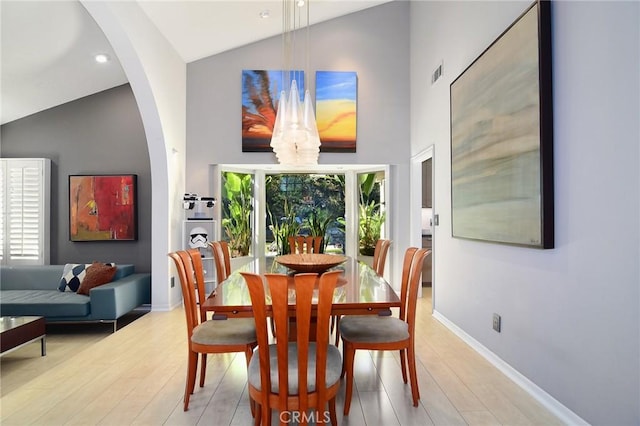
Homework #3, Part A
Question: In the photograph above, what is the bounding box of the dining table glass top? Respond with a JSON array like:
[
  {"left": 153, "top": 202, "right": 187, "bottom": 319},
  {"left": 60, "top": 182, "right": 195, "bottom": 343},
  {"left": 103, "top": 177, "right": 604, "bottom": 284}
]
[{"left": 202, "top": 256, "right": 400, "bottom": 316}]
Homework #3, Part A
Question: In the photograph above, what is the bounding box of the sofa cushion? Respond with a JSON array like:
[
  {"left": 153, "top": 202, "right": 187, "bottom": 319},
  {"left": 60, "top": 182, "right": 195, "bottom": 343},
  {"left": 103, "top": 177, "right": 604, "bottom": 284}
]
[
  {"left": 77, "top": 262, "right": 117, "bottom": 295},
  {"left": 58, "top": 263, "right": 91, "bottom": 292},
  {"left": 0, "top": 290, "right": 91, "bottom": 317},
  {"left": 58, "top": 262, "right": 118, "bottom": 292}
]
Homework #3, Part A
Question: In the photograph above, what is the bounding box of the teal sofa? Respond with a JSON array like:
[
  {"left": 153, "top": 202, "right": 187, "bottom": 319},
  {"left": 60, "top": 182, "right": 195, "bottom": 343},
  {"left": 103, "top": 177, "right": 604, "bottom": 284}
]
[{"left": 0, "top": 264, "right": 151, "bottom": 332}]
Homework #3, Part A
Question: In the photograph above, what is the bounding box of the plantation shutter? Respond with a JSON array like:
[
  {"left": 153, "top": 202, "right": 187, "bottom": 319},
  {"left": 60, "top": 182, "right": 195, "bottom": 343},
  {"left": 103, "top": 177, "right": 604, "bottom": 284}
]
[{"left": 0, "top": 158, "right": 50, "bottom": 265}]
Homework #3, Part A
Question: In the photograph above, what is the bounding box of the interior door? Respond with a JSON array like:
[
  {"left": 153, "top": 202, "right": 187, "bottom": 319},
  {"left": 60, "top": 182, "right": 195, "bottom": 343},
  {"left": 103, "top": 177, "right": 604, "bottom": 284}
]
[{"left": 411, "top": 147, "right": 434, "bottom": 305}]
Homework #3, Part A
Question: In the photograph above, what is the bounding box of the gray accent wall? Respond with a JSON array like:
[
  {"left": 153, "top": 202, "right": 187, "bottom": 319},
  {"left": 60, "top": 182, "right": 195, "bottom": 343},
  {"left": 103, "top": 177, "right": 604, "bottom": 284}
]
[{"left": 1, "top": 84, "right": 151, "bottom": 273}]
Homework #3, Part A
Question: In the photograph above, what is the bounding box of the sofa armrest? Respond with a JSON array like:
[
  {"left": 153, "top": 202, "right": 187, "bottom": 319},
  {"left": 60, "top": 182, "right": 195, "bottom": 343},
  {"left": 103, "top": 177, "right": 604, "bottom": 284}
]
[{"left": 89, "top": 273, "right": 151, "bottom": 320}]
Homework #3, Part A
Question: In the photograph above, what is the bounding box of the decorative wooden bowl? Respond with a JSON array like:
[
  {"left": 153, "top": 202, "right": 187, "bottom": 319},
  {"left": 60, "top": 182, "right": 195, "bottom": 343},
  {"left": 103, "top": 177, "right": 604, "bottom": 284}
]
[{"left": 274, "top": 254, "right": 348, "bottom": 274}]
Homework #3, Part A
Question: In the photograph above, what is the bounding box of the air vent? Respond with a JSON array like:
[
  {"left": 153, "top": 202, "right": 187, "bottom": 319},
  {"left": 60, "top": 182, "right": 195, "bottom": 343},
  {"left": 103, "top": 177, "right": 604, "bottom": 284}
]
[{"left": 431, "top": 63, "right": 443, "bottom": 84}]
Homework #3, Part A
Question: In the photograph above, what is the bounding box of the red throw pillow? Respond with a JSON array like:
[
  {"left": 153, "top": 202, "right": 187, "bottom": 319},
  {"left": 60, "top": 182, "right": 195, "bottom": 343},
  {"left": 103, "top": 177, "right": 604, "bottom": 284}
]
[{"left": 77, "top": 262, "right": 117, "bottom": 295}]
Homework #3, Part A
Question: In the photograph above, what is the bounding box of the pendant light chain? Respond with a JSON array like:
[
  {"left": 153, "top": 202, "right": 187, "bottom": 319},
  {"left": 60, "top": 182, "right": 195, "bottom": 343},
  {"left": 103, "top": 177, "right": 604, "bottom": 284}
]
[{"left": 306, "top": 0, "right": 310, "bottom": 95}]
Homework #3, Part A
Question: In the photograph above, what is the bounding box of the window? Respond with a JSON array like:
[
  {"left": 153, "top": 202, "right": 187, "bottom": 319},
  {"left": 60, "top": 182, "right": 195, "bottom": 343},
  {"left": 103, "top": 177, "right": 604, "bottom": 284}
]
[
  {"left": 215, "top": 165, "right": 389, "bottom": 261},
  {"left": 0, "top": 158, "right": 50, "bottom": 265},
  {"left": 265, "top": 173, "right": 346, "bottom": 255},
  {"left": 357, "top": 171, "right": 386, "bottom": 256},
  {"left": 220, "top": 170, "right": 254, "bottom": 257}
]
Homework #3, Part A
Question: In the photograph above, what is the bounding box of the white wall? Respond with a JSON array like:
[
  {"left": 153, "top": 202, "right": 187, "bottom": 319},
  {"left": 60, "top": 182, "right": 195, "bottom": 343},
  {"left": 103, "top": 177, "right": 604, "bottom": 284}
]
[
  {"left": 410, "top": 1, "right": 639, "bottom": 424},
  {"left": 83, "top": 1, "right": 186, "bottom": 311}
]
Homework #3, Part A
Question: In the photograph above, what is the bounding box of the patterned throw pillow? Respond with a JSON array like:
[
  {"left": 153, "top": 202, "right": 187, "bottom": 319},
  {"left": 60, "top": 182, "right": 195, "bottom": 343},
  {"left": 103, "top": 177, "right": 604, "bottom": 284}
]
[
  {"left": 58, "top": 263, "right": 91, "bottom": 292},
  {"left": 76, "top": 262, "right": 118, "bottom": 296}
]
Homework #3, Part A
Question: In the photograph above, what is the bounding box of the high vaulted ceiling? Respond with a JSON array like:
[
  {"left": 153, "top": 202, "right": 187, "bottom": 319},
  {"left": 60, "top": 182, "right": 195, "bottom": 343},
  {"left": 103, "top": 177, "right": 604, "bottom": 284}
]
[{"left": 0, "top": 0, "right": 391, "bottom": 125}]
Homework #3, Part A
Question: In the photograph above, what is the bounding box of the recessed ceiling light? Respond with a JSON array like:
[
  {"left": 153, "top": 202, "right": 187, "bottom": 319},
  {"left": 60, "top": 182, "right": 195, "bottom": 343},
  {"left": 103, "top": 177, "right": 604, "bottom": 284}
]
[
  {"left": 259, "top": 9, "right": 270, "bottom": 19},
  {"left": 95, "top": 53, "right": 110, "bottom": 64}
]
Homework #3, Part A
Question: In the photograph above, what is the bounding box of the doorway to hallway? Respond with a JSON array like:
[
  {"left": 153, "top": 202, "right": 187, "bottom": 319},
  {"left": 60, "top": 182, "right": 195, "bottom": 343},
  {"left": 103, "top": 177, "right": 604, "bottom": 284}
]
[{"left": 411, "top": 146, "right": 435, "bottom": 308}]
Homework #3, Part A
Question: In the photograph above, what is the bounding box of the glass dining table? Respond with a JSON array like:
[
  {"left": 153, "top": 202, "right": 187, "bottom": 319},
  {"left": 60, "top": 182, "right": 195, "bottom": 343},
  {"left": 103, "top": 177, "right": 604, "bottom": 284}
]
[{"left": 201, "top": 256, "right": 400, "bottom": 318}]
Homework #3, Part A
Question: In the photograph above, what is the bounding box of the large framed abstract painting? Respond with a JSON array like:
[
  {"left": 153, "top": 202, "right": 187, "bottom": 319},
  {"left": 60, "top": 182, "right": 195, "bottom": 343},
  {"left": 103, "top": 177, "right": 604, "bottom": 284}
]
[
  {"left": 315, "top": 71, "right": 357, "bottom": 152},
  {"left": 450, "top": 0, "right": 554, "bottom": 249},
  {"left": 69, "top": 175, "right": 138, "bottom": 241},
  {"left": 241, "top": 69, "right": 304, "bottom": 152}
]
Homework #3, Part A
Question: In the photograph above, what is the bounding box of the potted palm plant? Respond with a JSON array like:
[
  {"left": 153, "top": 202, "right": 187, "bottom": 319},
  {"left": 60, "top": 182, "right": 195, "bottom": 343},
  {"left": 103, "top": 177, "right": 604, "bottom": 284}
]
[
  {"left": 221, "top": 172, "right": 252, "bottom": 257},
  {"left": 358, "top": 201, "right": 386, "bottom": 256},
  {"left": 358, "top": 173, "right": 386, "bottom": 256},
  {"left": 304, "top": 208, "right": 334, "bottom": 254},
  {"left": 267, "top": 200, "right": 300, "bottom": 255}
]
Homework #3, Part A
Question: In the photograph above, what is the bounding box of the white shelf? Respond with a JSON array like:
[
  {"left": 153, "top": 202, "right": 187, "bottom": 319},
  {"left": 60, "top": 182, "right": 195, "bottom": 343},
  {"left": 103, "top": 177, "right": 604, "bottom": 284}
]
[{"left": 183, "top": 219, "right": 218, "bottom": 294}]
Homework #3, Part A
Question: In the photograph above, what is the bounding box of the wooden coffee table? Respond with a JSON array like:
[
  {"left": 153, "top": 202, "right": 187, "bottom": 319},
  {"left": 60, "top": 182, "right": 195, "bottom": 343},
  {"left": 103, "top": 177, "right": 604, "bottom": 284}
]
[{"left": 0, "top": 316, "right": 46, "bottom": 356}]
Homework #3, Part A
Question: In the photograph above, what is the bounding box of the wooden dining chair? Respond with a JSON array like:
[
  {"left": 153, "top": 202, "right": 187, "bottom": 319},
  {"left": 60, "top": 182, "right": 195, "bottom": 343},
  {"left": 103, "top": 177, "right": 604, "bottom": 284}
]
[
  {"left": 210, "top": 240, "right": 231, "bottom": 282},
  {"left": 288, "top": 235, "right": 323, "bottom": 254},
  {"left": 241, "top": 270, "right": 342, "bottom": 425},
  {"left": 186, "top": 248, "right": 211, "bottom": 325},
  {"left": 332, "top": 238, "right": 392, "bottom": 346},
  {"left": 372, "top": 239, "right": 392, "bottom": 275},
  {"left": 169, "top": 250, "right": 257, "bottom": 411},
  {"left": 339, "top": 247, "right": 430, "bottom": 415}
]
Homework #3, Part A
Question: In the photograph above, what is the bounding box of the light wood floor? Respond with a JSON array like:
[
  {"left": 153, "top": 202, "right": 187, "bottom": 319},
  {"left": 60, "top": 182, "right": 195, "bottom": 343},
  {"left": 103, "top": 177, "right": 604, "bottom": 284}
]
[{"left": 0, "top": 289, "right": 562, "bottom": 425}]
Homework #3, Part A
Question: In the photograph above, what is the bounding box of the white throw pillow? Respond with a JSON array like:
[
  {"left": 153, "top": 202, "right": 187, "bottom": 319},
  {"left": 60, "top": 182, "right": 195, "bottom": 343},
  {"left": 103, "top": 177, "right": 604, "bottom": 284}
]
[{"left": 58, "top": 263, "right": 91, "bottom": 292}]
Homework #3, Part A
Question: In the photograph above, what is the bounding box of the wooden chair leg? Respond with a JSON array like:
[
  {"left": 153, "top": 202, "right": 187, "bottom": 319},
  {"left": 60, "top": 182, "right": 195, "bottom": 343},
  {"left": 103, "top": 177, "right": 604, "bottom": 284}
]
[
  {"left": 265, "top": 407, "right": 272, "bottom": 426},
  {"left": 188, "top": 351, "right": 198, "bottom": 395},
  {"left": 399, "top": 348, "right": 408, "bottom": 383},
  {"left": 343, "top": 343, "right": 356, "bottom": 415},
  {"left": 183, "top": 368, "right": 191, "bottom": 411},
  {"left": 199, "top": 353, "right": 207, "bottom": 387},
  {"left": 245, "top": 347, "right": 256, "bottom": 418},
  {"left": 253, "top": 402, "right": 261, "bottom": 426},
  {"left": 407, "top": 344, "right": 420, "bottom": 406},
  {"left": 184, "top": 350, "right": 198, "bottom": 410},
  {"left": 329, "top": 397, "right": 338, "bottom": 425},
  {"left": 333, "top": 316, "right": 341, "bottom": 347}
]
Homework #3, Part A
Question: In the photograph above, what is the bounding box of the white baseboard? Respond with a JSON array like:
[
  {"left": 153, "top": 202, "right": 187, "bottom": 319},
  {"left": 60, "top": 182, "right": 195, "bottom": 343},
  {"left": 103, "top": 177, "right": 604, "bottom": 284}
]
[
  {"left": 432, "top": 310, "right": 589, "bottom": 426},
  {"left": 151, "top": 301, "right": 181, "bottom": 311}
]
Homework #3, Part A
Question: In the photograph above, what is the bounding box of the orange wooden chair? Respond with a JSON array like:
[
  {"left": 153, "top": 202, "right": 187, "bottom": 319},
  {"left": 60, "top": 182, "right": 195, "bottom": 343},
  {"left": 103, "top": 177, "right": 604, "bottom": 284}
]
[
  {"left": 288, "top": 235, "right": 323, "bottom": 254},
  {"left": 210, "top": 240, "right": 232, "bottom": 282},
  {"left": 339, "top": 247, "right": 430, "bottom": 414},
  {"left": 241, "top": 270, "right": 342, "bottom": 425},
  {"left": 332, "top": 238, "right": 392, "bottom": 346},
  {"left": 372, "top": 239, "right": 392, "bottom": 275},
  {"left": 169, "top": 250, "right": 257, "bottom": 411}
]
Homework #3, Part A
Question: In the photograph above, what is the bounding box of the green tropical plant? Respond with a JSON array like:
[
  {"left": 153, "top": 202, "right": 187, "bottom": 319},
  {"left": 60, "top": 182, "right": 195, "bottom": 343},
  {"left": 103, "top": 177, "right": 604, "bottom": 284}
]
[
  {"left": 304, "top": 208, "right": 334, "bottom": 253},
  {"left": 221, "top": 172, "right": 253, "bottom": 257},
  {"left": 358, "top": 173, "right": 385, "bottom": 256},
  {"left": 267, "top": 199, "right": 300, "bottom": 255},
  {"left": 358, "top": 201, "right": 386, "bottom": 255}
]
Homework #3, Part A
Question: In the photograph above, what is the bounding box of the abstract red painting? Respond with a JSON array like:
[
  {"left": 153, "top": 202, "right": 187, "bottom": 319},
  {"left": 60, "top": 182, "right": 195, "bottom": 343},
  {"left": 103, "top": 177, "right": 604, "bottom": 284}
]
[{"left": 69, "top": 175, "right": 137, "bottom": 241}]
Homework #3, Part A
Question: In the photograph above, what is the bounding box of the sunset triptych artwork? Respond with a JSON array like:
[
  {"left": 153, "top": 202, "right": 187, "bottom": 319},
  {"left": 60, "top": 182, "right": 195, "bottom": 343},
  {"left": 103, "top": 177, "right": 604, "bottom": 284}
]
[
  {"left": 241, "top": 70, "right": 304, "bottom": 152},
  {"left": 241, "top": 69, "right": 357, "bottom": 153},
  {"left": 315, "top": 71, "right": 357, "bottom": 152}
]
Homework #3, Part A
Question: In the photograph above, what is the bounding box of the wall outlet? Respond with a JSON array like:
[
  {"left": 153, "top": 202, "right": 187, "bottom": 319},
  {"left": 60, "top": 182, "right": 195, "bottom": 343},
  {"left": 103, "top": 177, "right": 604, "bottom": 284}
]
[
  {"left": 170, "top": 276, "right": 175, "bottom": 288},
  {"left": 493, "top": 313, "right": 501, "bottom": 332}
]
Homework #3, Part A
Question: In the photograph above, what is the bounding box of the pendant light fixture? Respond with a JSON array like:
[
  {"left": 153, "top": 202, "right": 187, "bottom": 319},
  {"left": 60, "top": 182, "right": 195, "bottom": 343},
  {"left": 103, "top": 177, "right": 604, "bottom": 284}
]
[{"left": 270, "top": 0, "right": 321, "bottom": 166}]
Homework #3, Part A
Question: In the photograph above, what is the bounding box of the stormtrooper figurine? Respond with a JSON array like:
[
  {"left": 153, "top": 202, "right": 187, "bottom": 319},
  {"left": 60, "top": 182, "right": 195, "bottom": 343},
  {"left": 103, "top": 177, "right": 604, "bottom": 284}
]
[{"left": 188, "top": 226, "right": 209, "bottom": 249}]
